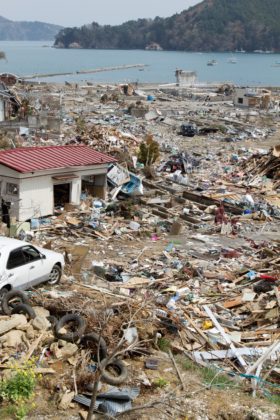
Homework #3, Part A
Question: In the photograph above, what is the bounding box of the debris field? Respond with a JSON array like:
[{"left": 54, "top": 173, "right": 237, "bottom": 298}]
[{"left": 0, "top": 79, "right": 280, "bottom": 419}]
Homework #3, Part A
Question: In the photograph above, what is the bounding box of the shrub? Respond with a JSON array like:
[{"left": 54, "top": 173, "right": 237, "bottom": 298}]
[
  {"left": 138, "top": 134, "right": 160, "bottom": 166},
  {"left": 153, "top": 377, "right": 169, "bottom": 388},
  {"left": 0, "top": 360, "right": 38, "bottom": 419}
]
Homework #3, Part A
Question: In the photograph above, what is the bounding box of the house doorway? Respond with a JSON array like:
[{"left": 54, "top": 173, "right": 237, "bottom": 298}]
[{"left": 53, "top": 183, "right": 70, "bottom": 209}]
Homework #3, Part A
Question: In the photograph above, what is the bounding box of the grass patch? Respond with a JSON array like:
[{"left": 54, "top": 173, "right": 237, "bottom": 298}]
[
  {"left": 179, "top": 357, "right": 199, "bottom": 372},
  {"left": 0, "top": 406, "right": 14, "bottom": 419},
  {"left": 200, "top": 366, "right": 237, "bottom": 389},
  {"left": 0, "top": 403, "right": 31, "bottom": 420},
  {"left": 267, "top": 394, "right": 280, "bottom": 406},
  {"left": 153, "top": 377, "right": 169, "bottom": 388},
  {"left": 177, "top": 356, "right": 237, "bottom": 389},
  {"left": 157, "top": 337, "right": 171, "bottom": 353}
]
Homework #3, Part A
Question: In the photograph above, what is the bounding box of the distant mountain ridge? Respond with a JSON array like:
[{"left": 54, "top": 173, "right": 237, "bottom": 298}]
[
  {"left": 54, "top": 0, "right": 280, "bottom": 51},
  {"left": 0, "top": 16, "right": 62, "bottom": 40}
]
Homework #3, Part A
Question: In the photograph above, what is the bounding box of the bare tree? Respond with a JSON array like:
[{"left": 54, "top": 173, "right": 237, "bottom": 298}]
[{"left": 86, "top": 300, "right": 153, "bottom": 420}]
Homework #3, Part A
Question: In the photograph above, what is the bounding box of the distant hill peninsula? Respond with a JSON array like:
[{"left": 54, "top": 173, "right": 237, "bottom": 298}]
[
  {"left": 0, "top": 16, "right": 62, "bottom": 40},
  {"left": 54, "top": 0, "right": 280, "bottom": 52}
]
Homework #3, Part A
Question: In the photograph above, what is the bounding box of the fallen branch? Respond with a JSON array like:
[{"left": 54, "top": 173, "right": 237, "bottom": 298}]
[{"left": 168, "top": 349, "right": 186, "bottom": 390}]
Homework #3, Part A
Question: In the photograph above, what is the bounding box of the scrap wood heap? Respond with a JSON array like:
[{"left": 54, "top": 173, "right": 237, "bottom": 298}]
[
  {"left": 240, "top": 147, "right": 280, "bottom": 189},
  {"left": 20, "top": 236, "right": 280, "bottom": 381},
  {"left": 2, "top": 235, "right": 277, "bottom": 401},
  {"left": 66, "top": 124, "right": 141, "bottom": 155},
  {"left": 29, "top": 290, "right": 157, "bottom": 349}
]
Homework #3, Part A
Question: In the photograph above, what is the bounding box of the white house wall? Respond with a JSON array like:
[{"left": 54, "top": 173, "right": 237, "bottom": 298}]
[
  {"left": 18, "top": 176, "right": 53, "bottom": 221},
  {"left": 0, "top": 163, "right": 109, "bottom": 221}
]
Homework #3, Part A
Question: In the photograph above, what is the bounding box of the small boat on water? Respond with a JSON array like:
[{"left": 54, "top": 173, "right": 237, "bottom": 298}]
[
  {"left": 228, "top": 56, "right": 237, "bottom": 64},
  {"left": 235, "top": 48, "right": 246, "bottom": 53},
  {"left": 207, "top": 59, "right": 217, "bottom": 66},
  {"left": 254, "top": 49, "right": 274, "bottom": 54}
]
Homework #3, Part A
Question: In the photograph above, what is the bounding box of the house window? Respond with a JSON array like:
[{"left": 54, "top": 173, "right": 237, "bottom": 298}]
[
  {"left": 6, "top": 183, "right": 19, "bottom": 196},
  {"left": 238, "top": 98, "right": 244, "bottom": 104}
]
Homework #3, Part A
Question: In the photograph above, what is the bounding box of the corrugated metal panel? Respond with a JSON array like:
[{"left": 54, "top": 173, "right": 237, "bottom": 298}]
[
  {"left": 73, "top": 387, "right": 140, "bottom": 416},
  {"left": 73, "top": 394, "right": 96, "bottom": 408},
  {"left": 0, "top": 145, "right": 117, "bottom": 173}
]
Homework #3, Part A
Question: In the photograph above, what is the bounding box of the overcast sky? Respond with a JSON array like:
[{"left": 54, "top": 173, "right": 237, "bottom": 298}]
[{"left": 1, "top": 0, "right": 200, "bottom": 27}]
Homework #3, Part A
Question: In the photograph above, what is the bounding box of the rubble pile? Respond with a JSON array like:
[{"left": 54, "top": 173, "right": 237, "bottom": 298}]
[
  {"left": 0, "top": 79, "right": 280, "bottom": 418},
  {"left": 240, "top": 147, "right": 280, "bottom": 190},
  {"left": 66, "top": 124, "right": 141, "bottom": 155}
]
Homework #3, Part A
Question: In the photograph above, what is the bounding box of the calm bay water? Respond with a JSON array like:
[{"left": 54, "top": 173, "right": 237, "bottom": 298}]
[{"left": 0, "top": 41, "right": 280, "bottom": 86}]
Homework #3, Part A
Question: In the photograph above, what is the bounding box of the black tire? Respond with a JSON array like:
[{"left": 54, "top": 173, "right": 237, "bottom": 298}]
[
  {"left": 48, "top": 264, "right": 62, "bottom": 285},
  {"left": 47, "top": 315, "right": 58, "bottom": 328},
  {"left": 0, "top": 287, "right": 9, "bottom": 299},
  {"left": 0, "top": 288, "right": 9, "bottom": 315},
  {"left": 81, "top": 332, "right": 107, "bottom": 362},
  {"left": 54, "top": 314, "right": 86, "bottom": 342},
  {"left": 100, "top": 358, "right": 128, "bottom": 385},
  {"left": 11, "top": 303, "right": 36, "bottom": 320},
  {"left": 1, "top": 290, "right": 29, "bottom": 315}
]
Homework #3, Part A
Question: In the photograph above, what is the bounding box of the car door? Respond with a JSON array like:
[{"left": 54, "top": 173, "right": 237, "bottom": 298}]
[
  {"left": 6, "top": 248, "right": 30, "bottom": 290},
  {"left": 21, "top": 245, "right": 50, "bottom": 287}
]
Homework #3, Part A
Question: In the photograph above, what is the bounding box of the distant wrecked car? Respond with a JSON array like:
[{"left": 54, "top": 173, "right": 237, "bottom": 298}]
[
  {"left": 180, "top": 123, "right": 198, "bottom": 137},
  {"left": 0, "top": 237, "right": 65, "bottom": 297}
]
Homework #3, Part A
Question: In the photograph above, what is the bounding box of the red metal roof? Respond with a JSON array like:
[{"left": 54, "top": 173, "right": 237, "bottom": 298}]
[{"left": 0, "top": 145, "right": 117, "bottom": 173}]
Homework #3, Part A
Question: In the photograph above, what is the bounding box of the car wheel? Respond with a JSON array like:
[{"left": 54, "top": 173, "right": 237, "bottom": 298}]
[{"left": 48, "top": 264, "right": 62, "bottom": 285}]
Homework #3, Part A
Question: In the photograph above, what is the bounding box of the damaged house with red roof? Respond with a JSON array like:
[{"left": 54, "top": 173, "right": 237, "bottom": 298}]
[{"left": 0, "top": 145, "right": 116, "bottom": 222}]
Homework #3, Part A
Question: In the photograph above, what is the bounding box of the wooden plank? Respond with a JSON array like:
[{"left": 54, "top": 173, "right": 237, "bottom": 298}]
[
  {"left": 193, "top": 346, "right": 280, "bottom": 363},
  {"left": 223, "top": 296, "right": 243, "bottom": 309},
  {"left": 203, "top": 305, "right": 247, "bottom": 368},
  {"left": 182, "top": 190, "right": 243, "bottom": 215}
]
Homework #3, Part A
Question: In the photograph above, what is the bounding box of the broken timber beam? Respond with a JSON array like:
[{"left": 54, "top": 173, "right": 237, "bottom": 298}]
[{"left": 183, "top": 190, "right": 243, "bottom": 215}]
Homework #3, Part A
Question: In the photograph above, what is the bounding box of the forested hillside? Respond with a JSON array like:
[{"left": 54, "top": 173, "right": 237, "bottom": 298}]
[
  {"left": 0, "top": 16, "right": 62, "bottom": 40},
  {"left": 54, "top": 0, "right": 280, "bottom": 51}
]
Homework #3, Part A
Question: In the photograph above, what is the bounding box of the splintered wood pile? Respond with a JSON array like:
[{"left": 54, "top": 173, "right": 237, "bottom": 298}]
[{"left": 242, "top": 150, "right": 280, "bottom": 189}]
